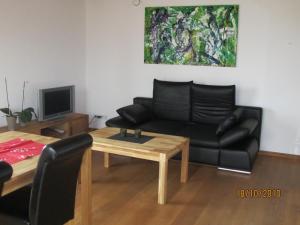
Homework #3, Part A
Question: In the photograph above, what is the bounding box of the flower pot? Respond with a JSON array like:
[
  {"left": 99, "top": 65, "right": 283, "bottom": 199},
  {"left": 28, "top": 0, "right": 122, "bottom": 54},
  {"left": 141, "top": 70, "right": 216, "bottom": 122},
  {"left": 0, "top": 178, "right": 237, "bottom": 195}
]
[
  {"left": 6, "top": 116, "right": 17, "bottom": 131},
  {"left": 18, "top": 117, "right": 27, "bottom": 127},
  {"left": 19, "top": 121, "right": 27, "bottom": 127}
]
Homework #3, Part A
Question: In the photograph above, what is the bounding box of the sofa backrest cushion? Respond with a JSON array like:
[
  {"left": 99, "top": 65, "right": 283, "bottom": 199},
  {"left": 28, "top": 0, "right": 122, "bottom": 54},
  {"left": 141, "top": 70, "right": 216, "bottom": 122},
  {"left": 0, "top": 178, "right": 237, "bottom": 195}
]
[
  {"left": 192, "top": 84, "right": 235, "bottom": 124},
  {"left": 153, "top": 79, "right": 192, "bottom": 121}
]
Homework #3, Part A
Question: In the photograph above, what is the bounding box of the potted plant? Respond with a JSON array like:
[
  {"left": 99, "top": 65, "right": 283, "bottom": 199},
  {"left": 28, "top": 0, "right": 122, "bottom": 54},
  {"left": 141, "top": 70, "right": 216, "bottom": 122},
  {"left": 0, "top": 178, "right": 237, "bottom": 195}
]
[
  {"left": 0, "top": 78, "right": 37, "bottom": 129},
  {"left": 0, "top": 108, "right": 17, "bottom": 131},
  {"left": 0, "top": 78, "right": 17, "bottom": 130},
  {"left": 15, "top": 81, "right": 37, "bottom": 126},
  {"left": 16, "top": 108, "right": 37, "bottom": 126}
]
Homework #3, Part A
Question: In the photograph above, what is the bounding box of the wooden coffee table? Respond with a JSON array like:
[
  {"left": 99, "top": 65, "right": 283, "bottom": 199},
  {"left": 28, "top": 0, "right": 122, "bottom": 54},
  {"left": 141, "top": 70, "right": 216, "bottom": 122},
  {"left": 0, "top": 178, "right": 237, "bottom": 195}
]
[{"left": 90, "top": 127, "right": 190, "bottom": 204}]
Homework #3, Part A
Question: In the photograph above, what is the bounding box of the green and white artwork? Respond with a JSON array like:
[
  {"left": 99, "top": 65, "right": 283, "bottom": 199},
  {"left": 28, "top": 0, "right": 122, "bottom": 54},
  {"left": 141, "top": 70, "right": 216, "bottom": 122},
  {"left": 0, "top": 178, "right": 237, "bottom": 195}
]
[{"left": 144, "top": 5, "right": 239, "bottom": 67}]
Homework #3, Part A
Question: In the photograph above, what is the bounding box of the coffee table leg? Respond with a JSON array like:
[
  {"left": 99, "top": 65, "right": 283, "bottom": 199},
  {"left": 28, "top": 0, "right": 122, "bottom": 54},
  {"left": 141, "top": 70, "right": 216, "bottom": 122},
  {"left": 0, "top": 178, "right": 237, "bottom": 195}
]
[
  {"left": 158, "top": 154, "right": 168, "bottom": 205},
  {"left": 180, "top": 140, "right": 190, "bottom": 183},
  {"left": 104, "top": 152, "right": 110, "bottom": 168}
]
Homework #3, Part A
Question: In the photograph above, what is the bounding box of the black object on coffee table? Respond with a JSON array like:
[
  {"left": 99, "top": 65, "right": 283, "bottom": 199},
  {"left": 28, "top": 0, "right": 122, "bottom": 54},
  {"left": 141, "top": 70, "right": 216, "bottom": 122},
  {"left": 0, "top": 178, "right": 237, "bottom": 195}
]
[{"left": 110, "top": 129, "right": 153, "bottom": 144}]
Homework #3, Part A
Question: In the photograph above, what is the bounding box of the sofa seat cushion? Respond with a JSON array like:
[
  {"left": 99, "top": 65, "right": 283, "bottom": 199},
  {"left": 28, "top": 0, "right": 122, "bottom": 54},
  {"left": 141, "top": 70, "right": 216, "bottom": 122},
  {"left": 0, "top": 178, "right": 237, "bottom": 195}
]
[
  {"left": 153, "top": 79, "right": 192, "bottom": 121},
  {"left": 189, "top": 146, "right": 220, "bottom": 165},
  {"left": 137, "top": 120, "right": 186, "bottom": 135},
  {"left": 178, "top": 123, "right": 220, "bottom": 148},
  {"left": 192, "top": 83, "right": 235, "bottom": 124}
]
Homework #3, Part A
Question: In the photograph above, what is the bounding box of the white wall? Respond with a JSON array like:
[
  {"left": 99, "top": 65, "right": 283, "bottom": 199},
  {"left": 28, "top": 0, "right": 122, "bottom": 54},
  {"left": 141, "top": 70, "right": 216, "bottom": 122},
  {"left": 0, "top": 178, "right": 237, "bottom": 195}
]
[
  {"left": 0, "top": 0, "right": 86, "bottom": 125},
  {"left": 86, "top": 0, "right": 300, "bottom": 155}
]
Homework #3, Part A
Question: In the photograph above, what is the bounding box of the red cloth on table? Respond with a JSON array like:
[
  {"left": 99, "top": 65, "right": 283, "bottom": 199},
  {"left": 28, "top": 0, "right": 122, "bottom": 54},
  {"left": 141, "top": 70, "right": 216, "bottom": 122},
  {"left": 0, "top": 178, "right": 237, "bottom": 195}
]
[{"left": 0, "top": 138, "right": 45, "bottom": 164}]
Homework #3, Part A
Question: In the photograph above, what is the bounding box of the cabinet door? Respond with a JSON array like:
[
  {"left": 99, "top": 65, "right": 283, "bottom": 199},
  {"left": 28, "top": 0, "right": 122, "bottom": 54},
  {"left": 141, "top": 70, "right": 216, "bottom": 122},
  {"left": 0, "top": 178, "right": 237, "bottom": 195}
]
[{"left": 71, "top": 116, "right": 89, "bottom": 135}]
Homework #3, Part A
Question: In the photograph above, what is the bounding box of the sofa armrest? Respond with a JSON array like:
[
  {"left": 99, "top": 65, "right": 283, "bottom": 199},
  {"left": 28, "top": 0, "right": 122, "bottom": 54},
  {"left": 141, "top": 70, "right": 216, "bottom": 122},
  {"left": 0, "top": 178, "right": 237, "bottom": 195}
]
[
  {"left": 105, "top": 116, "right": 136, "bottom": 129},
  {"left": 133, "top": 97, "right": 153, "bottom": 111},
  {"left": 219, "top": 118, "right": 259, "bottom": 147},
  {"left": 117, "top": 104, "right": 152, "bottom": 124},
  {"left": 219, "top": 127, "right": 249, "bottom": 148},
  {"left": 239, "top": 118, "right": 259, "bottom": 135}
]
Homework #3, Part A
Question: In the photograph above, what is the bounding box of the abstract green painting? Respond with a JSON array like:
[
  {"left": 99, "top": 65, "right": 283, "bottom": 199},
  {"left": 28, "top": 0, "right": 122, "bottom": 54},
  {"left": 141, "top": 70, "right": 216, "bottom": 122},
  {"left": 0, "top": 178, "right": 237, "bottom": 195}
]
[{"left": 144, "top": 5, "right": 239, "bottom": 67}]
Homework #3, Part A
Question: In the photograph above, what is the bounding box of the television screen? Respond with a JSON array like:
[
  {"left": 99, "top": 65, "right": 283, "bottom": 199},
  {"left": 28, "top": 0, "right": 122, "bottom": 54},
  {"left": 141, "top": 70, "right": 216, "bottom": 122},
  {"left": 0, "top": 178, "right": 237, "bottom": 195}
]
[
  {"left": 44, "top": 89, "right": 71, "bottom": 116},
  {"left": 39, "top": 86, "right": 74, "bottom": 121}
]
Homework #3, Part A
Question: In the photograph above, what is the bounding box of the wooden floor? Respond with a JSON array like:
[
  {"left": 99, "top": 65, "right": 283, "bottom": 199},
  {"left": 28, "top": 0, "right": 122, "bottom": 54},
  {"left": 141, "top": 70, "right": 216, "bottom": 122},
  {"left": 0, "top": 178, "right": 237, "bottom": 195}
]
[{"left": 75, "top": 152, "right": 300, "bottom": 225}]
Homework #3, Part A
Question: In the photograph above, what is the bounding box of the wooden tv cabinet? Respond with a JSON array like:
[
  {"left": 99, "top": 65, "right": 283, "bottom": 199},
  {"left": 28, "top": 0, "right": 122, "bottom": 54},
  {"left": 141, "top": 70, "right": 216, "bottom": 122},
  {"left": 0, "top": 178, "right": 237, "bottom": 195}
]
[{"left": 0, "top": 113, "right": 89, "bottom": 138}]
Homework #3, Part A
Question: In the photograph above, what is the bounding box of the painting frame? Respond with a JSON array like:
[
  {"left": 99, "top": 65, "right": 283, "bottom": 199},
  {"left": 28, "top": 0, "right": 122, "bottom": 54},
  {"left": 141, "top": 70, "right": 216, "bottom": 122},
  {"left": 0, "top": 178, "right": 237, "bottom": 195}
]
[{"left": 144, "top": 5, "right": 239, "bottom": 67}]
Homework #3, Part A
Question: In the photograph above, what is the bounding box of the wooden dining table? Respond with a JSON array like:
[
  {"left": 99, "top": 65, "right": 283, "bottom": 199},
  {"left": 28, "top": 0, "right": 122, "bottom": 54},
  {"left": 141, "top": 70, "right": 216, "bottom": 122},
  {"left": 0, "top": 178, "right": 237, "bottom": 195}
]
[{"left": 0, "top": 131, "right": 92, "bottom": 225}]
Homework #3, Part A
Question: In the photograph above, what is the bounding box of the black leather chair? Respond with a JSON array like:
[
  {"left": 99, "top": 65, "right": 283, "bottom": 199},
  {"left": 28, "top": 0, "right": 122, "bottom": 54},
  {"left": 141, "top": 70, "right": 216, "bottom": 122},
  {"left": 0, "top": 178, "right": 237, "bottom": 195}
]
[
  {"left": 0, "top": 161, "right": 13, "bottom": 194},
  {"left": 0, "top": 133, "right": 93, "bottom": 225}
]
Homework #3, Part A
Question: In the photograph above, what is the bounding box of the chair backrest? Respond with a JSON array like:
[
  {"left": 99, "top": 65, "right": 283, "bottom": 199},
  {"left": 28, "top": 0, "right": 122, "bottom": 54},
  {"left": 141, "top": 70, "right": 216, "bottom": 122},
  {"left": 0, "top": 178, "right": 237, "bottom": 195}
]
[
  {"left": 29, "top": 133, "right": 93, "bottom": 225},
  {"left": 0, "top": 161, "right": 13, "bottom": 194}
]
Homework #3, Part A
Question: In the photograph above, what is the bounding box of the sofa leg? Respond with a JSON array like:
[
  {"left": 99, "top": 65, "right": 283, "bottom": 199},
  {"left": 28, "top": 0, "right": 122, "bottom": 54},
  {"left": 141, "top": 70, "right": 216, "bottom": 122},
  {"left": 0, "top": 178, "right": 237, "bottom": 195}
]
[{"left": 217, "top": 167, "right": 251, "bottom": 175}]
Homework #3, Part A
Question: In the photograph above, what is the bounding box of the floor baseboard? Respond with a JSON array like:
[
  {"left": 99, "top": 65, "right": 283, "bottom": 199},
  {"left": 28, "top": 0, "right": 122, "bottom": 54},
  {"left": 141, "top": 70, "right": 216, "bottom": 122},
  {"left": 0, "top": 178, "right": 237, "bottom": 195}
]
[{"left": 258, "top": 150, "right": 300, "bottom": 160}]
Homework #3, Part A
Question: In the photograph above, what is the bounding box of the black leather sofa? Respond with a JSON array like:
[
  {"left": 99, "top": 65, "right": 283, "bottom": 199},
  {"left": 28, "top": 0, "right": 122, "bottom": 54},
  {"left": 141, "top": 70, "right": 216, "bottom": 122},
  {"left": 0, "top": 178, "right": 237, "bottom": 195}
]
[{"left": 106, "top": 80, "right": 263, "bottom": 173}]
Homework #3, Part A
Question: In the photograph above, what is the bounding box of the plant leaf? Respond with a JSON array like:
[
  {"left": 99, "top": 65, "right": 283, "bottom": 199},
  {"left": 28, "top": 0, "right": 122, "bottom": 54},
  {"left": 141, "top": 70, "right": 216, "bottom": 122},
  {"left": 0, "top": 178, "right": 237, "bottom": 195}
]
[
  {"left": 0, "top": 108, "right": 12, "bottom": 116},
  {"left": 24, "top": 107, "right": 34, "bottom": 112},
  {"left": 19, "top": 110, "right": 32, "bottom": 123},
  {"left": 23, "top": 107, "right": 37, "bottom": 119}
]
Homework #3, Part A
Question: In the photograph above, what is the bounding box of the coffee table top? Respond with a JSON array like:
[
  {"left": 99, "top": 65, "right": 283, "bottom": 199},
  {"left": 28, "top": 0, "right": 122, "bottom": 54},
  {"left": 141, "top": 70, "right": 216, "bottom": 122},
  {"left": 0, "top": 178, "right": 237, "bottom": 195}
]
[{"left": 89, "top": 127, "right": 189, "bottom": 159}]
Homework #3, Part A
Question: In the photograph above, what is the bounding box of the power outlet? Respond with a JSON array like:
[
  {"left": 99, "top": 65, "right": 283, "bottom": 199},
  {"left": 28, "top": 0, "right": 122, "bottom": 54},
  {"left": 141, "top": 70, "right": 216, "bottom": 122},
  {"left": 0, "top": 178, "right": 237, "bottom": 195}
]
[{"left": 90, "top": 114, "right": 107, "bottom": 128}]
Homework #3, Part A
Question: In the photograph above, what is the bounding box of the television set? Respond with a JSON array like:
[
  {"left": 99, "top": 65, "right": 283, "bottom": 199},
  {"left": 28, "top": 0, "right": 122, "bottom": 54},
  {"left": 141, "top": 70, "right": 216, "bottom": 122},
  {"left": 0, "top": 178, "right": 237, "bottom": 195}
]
[{"left": 38, "top": 86, "right": 75, "bottom": 121}]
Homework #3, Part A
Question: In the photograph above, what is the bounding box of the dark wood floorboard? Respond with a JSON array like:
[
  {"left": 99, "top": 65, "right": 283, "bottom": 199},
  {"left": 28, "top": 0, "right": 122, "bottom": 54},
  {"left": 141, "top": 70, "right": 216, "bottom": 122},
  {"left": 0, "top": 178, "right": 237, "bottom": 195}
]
[{"left": 76, "top": 152, "right": 300, "bottom": 225}]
